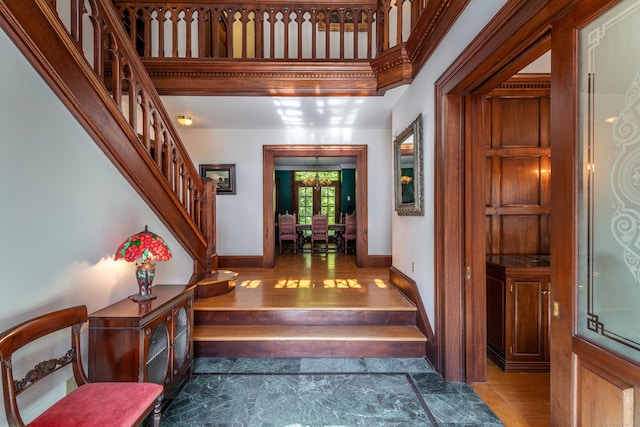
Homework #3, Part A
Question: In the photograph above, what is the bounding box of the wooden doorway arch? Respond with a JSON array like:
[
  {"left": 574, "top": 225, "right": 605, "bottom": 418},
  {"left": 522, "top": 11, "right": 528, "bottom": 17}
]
[
  {"left": 263, "top": 145, "right": 368, "bottom": 268},
  {"left": 434, "top": 1, "right": 575, "bottom": 383}
]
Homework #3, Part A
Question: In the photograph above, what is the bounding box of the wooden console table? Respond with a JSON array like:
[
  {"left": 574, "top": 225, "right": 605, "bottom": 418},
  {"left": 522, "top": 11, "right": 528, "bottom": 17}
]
[
  {"left": 486, "top": 255, "right": 550, "bottom": 372},
  {"left": 88, "top": 284, "right": 195, "bottom": 396}
]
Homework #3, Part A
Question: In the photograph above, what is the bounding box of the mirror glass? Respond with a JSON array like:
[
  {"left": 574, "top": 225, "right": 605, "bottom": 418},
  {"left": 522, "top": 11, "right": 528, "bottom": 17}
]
[{"left": 394, "top": 114, "right": 423, "bottom": 216}]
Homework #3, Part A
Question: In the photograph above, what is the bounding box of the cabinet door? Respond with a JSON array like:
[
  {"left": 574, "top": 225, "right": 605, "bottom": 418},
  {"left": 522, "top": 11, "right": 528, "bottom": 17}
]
[
  {"left": 144, "top": 312, "right": 171, "bottom": 385},
  {"left": 171, "top": 297, "right": 193, "bottom": 381},
  {"left": 507, "top": 274, "right": 549, "bottom": 362}
]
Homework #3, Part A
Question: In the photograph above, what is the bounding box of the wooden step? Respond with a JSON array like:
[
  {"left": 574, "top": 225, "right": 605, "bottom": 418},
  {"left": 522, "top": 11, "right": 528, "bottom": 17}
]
[
  {"left": 193, "top": 325, "right": 427, "bottom": 358},
  {"left": 196, "top": 270, "right": 238, "bottom": 299},
  {"left": 194, "top": 307, "right": 417, "bottom": 326}
]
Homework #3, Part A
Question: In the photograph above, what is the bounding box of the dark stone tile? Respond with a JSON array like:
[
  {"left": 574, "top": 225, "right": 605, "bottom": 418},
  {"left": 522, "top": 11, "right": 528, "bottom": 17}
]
[
  {"left": 410, "top": 372, "right": 473, "bottom": 394},
  {"left": 230, "top": 357, "right": 302, "bottom": 373},
  {"left": 162, "top": 359, "right": 499, "bottom": 427},
  {"left": 420, "top": 393, "right": 503, "bottom": 425},
  {"left": 299, "top": 357, "right": 368, "bottom": 373},
  {"left": 193, "top": 357, "right": 237, "bottom": 374},
  {"left": 364, "top": 358, "right": 435, "bottom": 373}
]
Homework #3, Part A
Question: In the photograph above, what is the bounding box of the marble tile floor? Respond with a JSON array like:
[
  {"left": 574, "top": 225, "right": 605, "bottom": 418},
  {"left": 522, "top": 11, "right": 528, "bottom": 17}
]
[{"left": 161, "top": 358, "right": 504, "bottom": 426}]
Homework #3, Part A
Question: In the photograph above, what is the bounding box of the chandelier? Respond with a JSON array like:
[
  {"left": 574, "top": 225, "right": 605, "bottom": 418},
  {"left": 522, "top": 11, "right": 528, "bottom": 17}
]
[{"left": 302, "top": 157, "right": 333, "bottom": 190}]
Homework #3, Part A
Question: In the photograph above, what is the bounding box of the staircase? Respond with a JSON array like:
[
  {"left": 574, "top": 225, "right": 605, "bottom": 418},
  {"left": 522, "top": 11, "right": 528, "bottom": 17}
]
[{"left": 192, "top": 276, "right": 427, "bottom": 358}]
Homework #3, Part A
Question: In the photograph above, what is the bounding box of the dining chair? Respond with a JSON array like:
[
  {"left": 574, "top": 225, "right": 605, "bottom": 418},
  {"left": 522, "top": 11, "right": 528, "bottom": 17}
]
[
  {"left": 310, "top": 213, "right": 329, "bottom": 253},
  {"left": 278, "top": 212, "right": 297, "bottom": 253},
  {"left": 343, "top": 213, "right": 356, "bottom": 253}
]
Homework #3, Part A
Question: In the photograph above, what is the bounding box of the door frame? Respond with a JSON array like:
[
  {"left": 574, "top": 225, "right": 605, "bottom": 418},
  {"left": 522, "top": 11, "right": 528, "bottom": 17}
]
[
  {"left": 433, "top": 0, "right": 575, "bottom": 383},
  {"left": 263, "top": 145, "right": 368, "bottom": 268}
]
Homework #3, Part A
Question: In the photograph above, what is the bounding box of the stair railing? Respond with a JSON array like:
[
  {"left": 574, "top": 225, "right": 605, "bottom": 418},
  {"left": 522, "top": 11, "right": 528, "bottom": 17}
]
[
  {"left": 1, "top": 0, "right": 213, "bottom": 276},
  {"left": 111, "top": 0, "right": 420, "bottom": 61}
]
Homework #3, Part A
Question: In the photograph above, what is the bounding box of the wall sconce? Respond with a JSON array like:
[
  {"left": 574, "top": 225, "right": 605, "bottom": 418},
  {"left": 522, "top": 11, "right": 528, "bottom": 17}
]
[
  {"left": 176, "top": 115, "right": 194, "bottom": 126},
  {"left": 114, "top": 226, "right": 172, "bottom": 302}
]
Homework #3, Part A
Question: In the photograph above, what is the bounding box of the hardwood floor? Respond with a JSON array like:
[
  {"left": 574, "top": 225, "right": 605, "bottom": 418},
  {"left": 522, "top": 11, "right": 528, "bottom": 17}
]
[
  {"left": 472, "top": 359, "right": 550, "bottom": 427},
  {"left": 200, "top": 251, "right": 550, "bottom": 425},
  {"left": 193, "top": 250, "right": 426, "bottom": 357}
]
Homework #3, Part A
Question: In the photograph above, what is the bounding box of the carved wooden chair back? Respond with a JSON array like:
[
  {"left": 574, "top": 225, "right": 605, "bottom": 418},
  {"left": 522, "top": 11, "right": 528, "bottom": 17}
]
[
  {"left": 343, "top": 213, "right": 357, "bottom": 253},
  {"left": 311, "top": 213, "right": 329, "bottom": 252},
  {"left": 0, "top": 305, "right": 163, "bottom": 427},
  {"left": 278, "top": 212, "right": 297, "bottom": 253}
]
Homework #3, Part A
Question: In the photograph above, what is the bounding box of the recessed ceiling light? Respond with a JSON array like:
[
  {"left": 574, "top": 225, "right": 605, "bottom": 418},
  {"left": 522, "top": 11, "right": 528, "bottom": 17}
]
[{"left": 176, "top": 115, "right": 194, "bottom": 126}]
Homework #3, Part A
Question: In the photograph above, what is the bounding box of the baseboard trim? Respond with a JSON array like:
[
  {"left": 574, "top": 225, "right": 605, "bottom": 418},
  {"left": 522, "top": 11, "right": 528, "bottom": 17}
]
[
  {"left": 218, "top": 256, "right": 264, "bottom": 269},
  {"left": 389, "top": 266, "right": 437, "bottom": 369},
  {"left": 367, "top": 255, "right": 392, "bottom": 268}
]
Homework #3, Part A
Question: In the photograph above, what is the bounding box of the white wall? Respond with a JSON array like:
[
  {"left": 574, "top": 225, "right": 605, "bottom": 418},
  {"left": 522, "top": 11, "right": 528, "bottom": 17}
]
[
  {"left": 179, "top": 127, "right": 392, "bottom": 256},
  {"left": 391, "top": 0, "right": 508, "bottom": 324},
  {"left": 0, "top": 28, "right": 193, "bottom": 425}
]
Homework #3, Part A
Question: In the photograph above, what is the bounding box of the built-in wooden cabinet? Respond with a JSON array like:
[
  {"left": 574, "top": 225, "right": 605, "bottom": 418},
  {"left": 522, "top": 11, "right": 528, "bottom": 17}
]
[
  {"left": 486, "top": 255, "right": 550, "bottom": 372},
  {"left": 88, "top": 285, "right": 195, "bottom": 396}
]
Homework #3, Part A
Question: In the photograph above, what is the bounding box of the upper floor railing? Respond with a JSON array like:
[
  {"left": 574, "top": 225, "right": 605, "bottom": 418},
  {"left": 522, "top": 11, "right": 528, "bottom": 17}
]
[{"left": 111, "top": 0, "right": 424, "bottom": 61}]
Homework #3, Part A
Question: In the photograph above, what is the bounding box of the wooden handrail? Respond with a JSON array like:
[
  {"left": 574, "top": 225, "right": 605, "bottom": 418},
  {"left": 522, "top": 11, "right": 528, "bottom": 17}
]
[{"left": 0, "top": 0, "right": 213, "bottom": 278}]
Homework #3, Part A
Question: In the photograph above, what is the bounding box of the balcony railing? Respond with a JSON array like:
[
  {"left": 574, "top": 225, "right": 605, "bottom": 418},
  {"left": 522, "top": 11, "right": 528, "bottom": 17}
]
[{"left": 112, "top": 0, "right": 423, "bottom": 61}]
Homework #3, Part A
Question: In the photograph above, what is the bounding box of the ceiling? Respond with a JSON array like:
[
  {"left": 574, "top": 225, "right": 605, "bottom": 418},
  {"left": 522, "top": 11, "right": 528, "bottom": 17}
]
[
  {"left": 158, "top": 52, "right": 551, "bottom": 168},
  {"left": 160, "top": 85, "right": 408, "bottom": 131}
]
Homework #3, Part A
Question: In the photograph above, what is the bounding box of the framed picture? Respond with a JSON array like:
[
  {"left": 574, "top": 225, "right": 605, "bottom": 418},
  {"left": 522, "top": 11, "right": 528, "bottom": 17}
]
[
  {"left": 318, "top": 10, "right": 368, "bottom": 32},
  {"left": 200, "top": 164, "right": 236, "bottom": 194}
]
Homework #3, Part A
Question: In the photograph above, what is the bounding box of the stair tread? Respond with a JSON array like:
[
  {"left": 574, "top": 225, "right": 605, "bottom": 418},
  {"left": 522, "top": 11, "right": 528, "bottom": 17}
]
[
  {"left": 194, "top": 325, "right": 427, "bottom": 342},
  {"left": 194, "top": 301, "right": 416, "bottom": 311}
]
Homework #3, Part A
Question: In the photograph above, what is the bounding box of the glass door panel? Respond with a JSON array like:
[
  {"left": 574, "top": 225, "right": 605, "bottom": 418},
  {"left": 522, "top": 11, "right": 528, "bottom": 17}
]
[{"left": 578, "top": 0, "right": 640, "bottom": 363}]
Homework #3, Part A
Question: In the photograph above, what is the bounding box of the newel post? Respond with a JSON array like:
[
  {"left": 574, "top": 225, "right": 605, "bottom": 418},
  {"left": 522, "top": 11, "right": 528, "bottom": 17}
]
[{"left": 201, "top": 178, "right": 218, "bottom": 275}]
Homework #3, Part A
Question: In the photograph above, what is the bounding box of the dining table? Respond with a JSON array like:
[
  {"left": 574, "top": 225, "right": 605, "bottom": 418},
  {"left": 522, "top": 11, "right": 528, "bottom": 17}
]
[{"left": 295, "top": 223, "right": 345, "bottom": 252}]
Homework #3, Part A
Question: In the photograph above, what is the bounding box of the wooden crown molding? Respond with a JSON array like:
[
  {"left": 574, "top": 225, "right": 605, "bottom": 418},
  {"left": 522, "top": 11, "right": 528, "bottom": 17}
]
[{"left": 143, "top": 59, "right": 381, "bottom": 96}]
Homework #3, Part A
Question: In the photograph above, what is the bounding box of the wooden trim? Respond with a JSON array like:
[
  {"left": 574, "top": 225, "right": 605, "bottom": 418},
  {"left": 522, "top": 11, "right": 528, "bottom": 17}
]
[
  {"left": 263, "top": 145, "right": 368, "bottom": 268},
  {"left": 370, "top": 44, "right": 412, "bottom": 91},
  {"left": 389, "top": 266, "right": 436, "bottom": 366},
  {"left": 573, "top": 338, "right": 640, "bottom": 384},
  {"left": 405, "top": 0, "right": 471, "bottom": 76},
  {"left": 218, "top": 256, "right": 264, "bottom": 269},
  {"left": 366, "top": 255, "right": 392, "bottom": 268},
  {"left": 433, "top": 0, "right": 576, "bottom": 382},
  {"left": 143, "top": 59, "right": 380, "bottom": 96}
]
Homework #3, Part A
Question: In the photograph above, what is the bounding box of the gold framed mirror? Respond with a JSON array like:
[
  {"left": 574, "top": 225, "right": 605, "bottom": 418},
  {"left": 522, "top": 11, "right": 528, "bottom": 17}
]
[{"left": 394, "top": 114, "right": 423, "bottom": 216}]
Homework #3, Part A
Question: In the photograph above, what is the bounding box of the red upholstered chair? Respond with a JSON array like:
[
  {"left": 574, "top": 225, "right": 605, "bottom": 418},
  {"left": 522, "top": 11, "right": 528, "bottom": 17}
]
[
  {"left": 0, "top": 305, "right": 163, "bottom": 427},
  {"left": 343, "top": 213, "right": 357, "bottom": 253},
  {"left": 278, "top": 212, "right": 297, "bottom": 253},
  {"left": 311, "top": 213, "right": 329, "bottom": 253}
]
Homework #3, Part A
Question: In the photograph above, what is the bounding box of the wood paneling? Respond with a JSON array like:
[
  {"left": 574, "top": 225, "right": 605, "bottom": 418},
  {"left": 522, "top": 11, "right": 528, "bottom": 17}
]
[
  {"left": 485, "top": 82, "right": 551, "bottom": 256},
  {"left": 578, "top": 360, "right": 634, "bottom": 427}
]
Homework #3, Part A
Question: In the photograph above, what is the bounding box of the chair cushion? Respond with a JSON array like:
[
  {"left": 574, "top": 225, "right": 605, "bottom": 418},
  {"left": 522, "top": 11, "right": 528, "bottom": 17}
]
[{"left": 29, "top": 382, "right": 163, "bottom": 427}]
